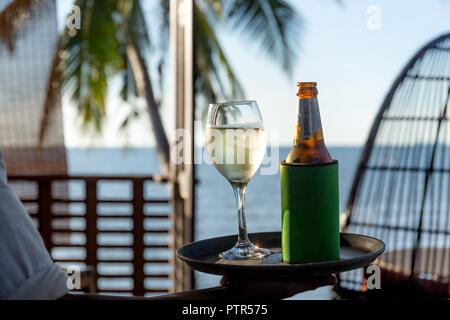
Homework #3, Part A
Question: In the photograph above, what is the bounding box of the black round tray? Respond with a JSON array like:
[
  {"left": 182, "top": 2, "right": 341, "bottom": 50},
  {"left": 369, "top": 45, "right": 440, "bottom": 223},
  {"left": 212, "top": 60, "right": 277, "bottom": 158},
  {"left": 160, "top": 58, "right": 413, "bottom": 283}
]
[{"left": 177, "top": 232, "right": 385, "bottom": 279}]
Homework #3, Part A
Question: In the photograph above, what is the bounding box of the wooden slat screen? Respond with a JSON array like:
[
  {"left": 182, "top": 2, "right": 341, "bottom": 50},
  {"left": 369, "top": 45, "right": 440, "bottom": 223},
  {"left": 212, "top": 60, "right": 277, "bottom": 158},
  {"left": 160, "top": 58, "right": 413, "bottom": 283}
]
[{"left": 8, "top": 174, "right": 173, "bottom": 296}]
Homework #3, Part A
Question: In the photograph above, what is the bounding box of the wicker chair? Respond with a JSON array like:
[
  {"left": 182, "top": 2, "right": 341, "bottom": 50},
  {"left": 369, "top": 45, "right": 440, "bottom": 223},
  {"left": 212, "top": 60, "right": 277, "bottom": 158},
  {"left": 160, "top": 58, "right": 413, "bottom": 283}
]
[{"left": 335, "top": 32, "right": 450, "bottom": 299}]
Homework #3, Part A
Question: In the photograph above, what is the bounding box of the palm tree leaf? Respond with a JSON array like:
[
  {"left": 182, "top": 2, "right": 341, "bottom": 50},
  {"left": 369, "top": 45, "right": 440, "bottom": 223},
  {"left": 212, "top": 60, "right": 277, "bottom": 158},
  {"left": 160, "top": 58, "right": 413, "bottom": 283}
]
[
  {"left": 222, "top": 0, "right": 303, "bottom": 73},
  {"left": 196, "top": 4, "right": 245, "bottom": 102},
  {"left": 118, "top": 0, "right": 149, "bottom": 103},
  {"left": 197, "top": 0, "right": 224, "bottom": 20},
  {"left": 119, "top": 0, "right": 150, "bottom": 55},
  {"left": 0, "top": 0, "right": 38, "bottom": 51},
  {"left": 120, "top": 56, "right": 138, "bottom": 101},
  {"left": 155, "top": 0, "right": 170, "bottom": 100},
  {"left": 59, "top": 0, "right": 123, "bottom": 131}
]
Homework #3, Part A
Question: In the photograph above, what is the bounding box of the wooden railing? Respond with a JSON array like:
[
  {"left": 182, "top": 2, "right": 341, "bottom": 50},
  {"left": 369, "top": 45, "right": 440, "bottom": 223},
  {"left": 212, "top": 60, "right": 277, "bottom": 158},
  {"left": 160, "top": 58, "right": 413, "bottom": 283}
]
[{"left": 7, "top": 174, "right": 173, "bottom": 296}]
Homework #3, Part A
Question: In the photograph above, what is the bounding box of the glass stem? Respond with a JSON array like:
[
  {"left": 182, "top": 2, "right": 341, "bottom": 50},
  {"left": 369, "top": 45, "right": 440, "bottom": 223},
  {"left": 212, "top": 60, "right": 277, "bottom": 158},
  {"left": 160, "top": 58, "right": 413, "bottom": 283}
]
[{"left": 232, "top": 183, "right": 251, "bottom": 247}]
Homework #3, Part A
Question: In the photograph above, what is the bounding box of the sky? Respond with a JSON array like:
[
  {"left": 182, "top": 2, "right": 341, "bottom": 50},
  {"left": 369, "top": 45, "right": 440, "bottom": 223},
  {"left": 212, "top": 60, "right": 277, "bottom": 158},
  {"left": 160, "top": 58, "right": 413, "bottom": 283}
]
[{"left": 57, "top": 0, "right": 450, "bottom": 147}]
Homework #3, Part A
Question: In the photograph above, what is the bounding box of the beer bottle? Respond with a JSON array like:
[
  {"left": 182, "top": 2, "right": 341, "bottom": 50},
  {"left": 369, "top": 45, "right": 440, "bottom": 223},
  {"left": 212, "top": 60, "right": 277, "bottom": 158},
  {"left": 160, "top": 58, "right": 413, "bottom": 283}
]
[
  {"left": 286, "top": 82, "right": 332, "bottom": 164},
  {"left": 281, "top": 82, "right": 340, "bottom": 263}
]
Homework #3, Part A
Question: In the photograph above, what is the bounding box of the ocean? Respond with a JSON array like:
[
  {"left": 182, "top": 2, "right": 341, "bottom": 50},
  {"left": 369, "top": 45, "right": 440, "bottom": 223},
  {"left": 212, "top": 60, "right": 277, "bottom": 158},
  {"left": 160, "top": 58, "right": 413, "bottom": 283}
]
[{"left": 67, "top": 146, "right": 362, "bottom": 299}]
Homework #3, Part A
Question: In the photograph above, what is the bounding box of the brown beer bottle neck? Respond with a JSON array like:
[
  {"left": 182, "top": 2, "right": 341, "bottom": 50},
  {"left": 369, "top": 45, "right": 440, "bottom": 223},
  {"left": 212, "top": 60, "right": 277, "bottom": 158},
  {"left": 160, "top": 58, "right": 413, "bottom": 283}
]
[
  {"left": 297, "top": 81, "right": 318, "bottom": 99},
  {"left": 286, "top": 82, "right": 332, "bottom": 164}
]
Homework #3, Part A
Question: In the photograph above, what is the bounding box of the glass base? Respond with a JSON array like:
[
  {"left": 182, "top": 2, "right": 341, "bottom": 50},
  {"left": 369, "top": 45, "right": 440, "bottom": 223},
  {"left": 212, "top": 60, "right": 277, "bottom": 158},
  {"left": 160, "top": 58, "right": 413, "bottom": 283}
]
[{"left": 219, "top": 242, "right": 271, "bottom": 260}]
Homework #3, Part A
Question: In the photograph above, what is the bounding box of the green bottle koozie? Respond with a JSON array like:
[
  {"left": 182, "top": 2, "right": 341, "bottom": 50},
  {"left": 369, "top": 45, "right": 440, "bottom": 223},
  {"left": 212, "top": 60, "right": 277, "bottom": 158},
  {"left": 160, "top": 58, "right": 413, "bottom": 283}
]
[{"left": 280, "top": 160, "right": 340, "bottom": 263}]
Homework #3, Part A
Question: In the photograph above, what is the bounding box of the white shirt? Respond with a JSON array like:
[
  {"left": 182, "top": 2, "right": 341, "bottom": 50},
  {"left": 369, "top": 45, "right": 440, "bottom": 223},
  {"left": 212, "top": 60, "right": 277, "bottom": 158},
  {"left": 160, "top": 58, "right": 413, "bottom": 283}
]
[{"left": 0, "top": 150, "right": 69, "bottom": 299}]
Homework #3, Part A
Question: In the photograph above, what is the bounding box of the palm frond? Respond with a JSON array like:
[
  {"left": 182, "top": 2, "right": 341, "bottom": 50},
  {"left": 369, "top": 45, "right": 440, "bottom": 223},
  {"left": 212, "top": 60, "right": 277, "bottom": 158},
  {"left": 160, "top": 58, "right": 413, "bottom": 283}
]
[
  {"left": 196, "top": 4, "right": 245, "bottom": 103},
  {"left": 0, "top": 0, "right": 41, "bottom": 51},
  {"left": 122, "top": 0, "right": 150, "bottom": 54},
  {"left": 223, "top": 0, "right": 303, "bottom": 73},
  {"left": 120, "top": 56, "right": 138, "bottom": 101},
  {"left": 118, "top": 0, "right": 150, "bottom": 103},
  {"left": 197, "top": 0, "right": 224, "bottom": 21},
  {"left": 155, "top": 0, "right": 170, "bottom": 97},
  {"left": 60, "top": 0, "right": 123, "bottom": 131}
]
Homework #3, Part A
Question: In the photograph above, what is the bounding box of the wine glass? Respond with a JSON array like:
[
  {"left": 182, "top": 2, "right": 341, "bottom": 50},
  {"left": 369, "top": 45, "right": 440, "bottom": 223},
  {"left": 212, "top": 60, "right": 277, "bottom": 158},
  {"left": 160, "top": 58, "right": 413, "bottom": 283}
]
[{"left": 206, "top": 101, "right": 271, "bottom": 259}]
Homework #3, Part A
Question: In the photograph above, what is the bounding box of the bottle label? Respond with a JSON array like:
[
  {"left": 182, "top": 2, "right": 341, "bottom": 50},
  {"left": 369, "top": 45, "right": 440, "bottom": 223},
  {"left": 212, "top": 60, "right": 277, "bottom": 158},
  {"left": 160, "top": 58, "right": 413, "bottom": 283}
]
[{"left": 298, "top": 98, "right": 322, "bottom": 139}]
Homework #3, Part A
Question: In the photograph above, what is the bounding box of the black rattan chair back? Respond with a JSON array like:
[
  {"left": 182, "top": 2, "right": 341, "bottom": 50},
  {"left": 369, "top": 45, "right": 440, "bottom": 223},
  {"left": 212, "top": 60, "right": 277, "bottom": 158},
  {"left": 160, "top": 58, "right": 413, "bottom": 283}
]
[{"left": 336, "top": 32, "right": 450, "bottom": 299}]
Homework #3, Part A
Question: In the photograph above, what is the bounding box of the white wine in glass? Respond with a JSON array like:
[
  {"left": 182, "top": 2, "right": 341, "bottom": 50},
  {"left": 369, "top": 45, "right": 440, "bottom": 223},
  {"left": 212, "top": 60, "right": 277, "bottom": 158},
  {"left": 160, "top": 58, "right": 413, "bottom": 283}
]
[
  {"left": 206, "top": 126, "right": 266, "bottom": 184},
  {"left": 206, "top": 101, "right": 270, "bottom": 260}
]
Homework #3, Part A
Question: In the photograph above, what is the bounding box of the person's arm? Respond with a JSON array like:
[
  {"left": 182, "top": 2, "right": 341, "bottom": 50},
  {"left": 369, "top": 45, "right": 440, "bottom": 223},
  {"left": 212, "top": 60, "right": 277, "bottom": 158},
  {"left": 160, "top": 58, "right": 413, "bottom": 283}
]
[
  {"left": 0, "top": 151, "right": 69, "bottom": 300},
  {"left": 61, "top": 274, "right": 336, "bottom": 300}
]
